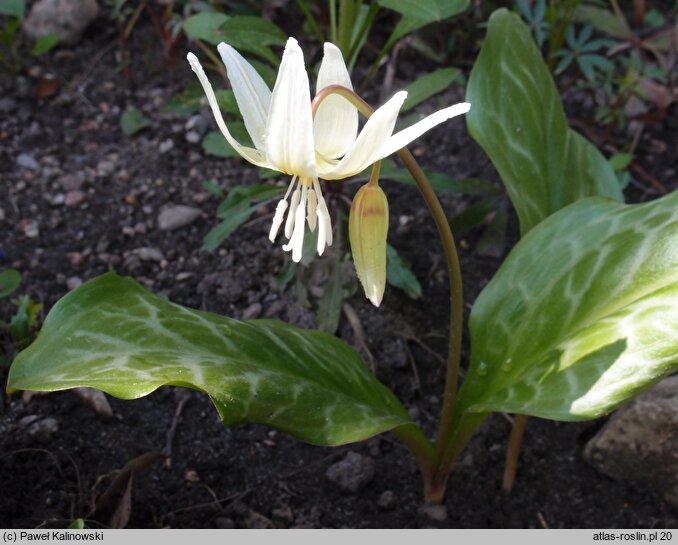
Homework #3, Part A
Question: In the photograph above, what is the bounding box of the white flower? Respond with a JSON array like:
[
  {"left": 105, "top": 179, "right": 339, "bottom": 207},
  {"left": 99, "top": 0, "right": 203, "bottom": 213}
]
[{"left": 187, "top": 38, "right": 470, "bottom": 263}]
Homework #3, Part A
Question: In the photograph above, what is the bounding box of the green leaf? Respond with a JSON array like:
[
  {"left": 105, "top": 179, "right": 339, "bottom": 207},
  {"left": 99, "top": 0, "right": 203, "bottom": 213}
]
[
  {"left": 0, "top": 269, "right": 21, "bottom": 298},
  {"left": 449, "top": 197, "right": 498, "bottom": 234},
  {"left": 204, "top": 184, "right": 285, "bottom": 251},
  {"left": 476, "top": 204, "right": 507, "bottom": 258},
  {"left": 608, "top": 153, "right": 632, "bottom": 172},
  {"left": 217, "top": 184, "right": 284, "bottom": 217},
  {"left": 456, "top": 192, "right": 678, "bottom": 421},
  {"left": 202, "top": 123, "right": 252, "bottom": 157},
  {"left": 0, "top": 0, "right": 24, "bottom": 17},
  {"left": 317, "top": 258, "right": 345, "bottom": 334},
  {"left": 219, "top": 16, "right": 286, "bottom": 65},
  {"left": 30, "top": 32, "right": 59, "bottom": 56},
  {"left": 466, "top": 9, "right": 623, "bottom": 235},
  {"left": 386, "top": 245, "right": 422, "bottom": 299},
  {"left": 378, "top": 0, "right": 469, "bottom": 41},
  {"left": 120, "top": 109, "right": 151, "bottom": 136},
  {"left": 401, "top": 67, "right": 461, "bottom": 113},
  {"left": 162, "top": 82, "right": 238, "bottom": 116},
  {"left": 379, "top": 158, "right": 497, "bottom": 196},
  {"left": 7, "top": 274, "right": 411, "bottom": 446},
  {"left": 573, "top": 4, "right": 632, "bottom": 40},
  {"left": 203, "top": 179, "right": 225, "bottom": 198},
  {"left": 183, "top": 12, "right": 230, "bottom": 45}
]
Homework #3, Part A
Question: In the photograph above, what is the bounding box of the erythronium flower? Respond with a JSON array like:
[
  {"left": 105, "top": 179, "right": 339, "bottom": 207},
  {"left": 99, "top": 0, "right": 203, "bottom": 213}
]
[{"left": 187, "top": 38, "right": 470, "bottom": 263}]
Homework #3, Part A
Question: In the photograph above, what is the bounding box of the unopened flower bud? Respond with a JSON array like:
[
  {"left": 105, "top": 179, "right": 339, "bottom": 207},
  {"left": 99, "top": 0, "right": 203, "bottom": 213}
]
[{"left": 349, "top": 183, "right": 389, "bottom": 307}]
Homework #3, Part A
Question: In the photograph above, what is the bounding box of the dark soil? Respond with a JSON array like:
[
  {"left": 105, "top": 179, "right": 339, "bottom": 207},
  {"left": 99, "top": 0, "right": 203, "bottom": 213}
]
[{"left": 1, "top": 5, "right": 677, "bottom": 529}]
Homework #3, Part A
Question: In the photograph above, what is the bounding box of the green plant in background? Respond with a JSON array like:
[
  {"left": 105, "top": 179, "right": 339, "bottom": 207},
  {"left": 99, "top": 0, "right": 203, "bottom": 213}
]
[
  {"left": 0, "top": 269, "right": 41, "bottom": 367},
  {"left": 8, "top": 7, "right": 678, "bottom": 507},
  {"left": 0, "top": 0, "right": 59, "bottom": 75}
]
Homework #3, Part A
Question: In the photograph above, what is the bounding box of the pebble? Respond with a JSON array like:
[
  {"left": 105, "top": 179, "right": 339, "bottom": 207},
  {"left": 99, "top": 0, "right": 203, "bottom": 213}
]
[
  {"left": 67, "top": 251, "right": 83, "bottom": 266},
  {"left": 0, "top": 97, "right": 16, "bottom": 113},
  {"left": 418, "top": 504, "right": 448, "bottom": 522},
  {"left": 17, "top": 153, "right": 39, "bottom": 171},
  {"left": 325, "top": 451, "right": 375, "bottom": 493},
  {"left": 0, "top": 208, "right": 5, "bottom": 222},
  {"left": 185, "top": 131, "right": 202, "bottom": 144},
  {"left": 214, "top": 517, "right": 234, "bottom": 529},
  {"left": 159, "top": 139, "right": 174, "bottom": 154},
  {"left": 64, "top": 190, "right": 86, "bottom": 207},
  {"left": 19, "top": 415, "right": 59, "bottom": 443},
  {"left": 97, "top": 160, "right": 116, "bottom": 177},
  {"left": 185, "top": 115, "right": 209, "bottom": 135},
  {"left": 271, "top": 505, "right": 294, "bottom": 524},
  {"left": 584, "top": 376, "right": 678, "bottom": 508},
  {"left": 157, "top": 205, "right": 201, "bottom": 231},
  {"left": 66, "top": 276, "right": 83, "bottom": 290},
  {"left": 241, "top": 302, "right": 262, "bottom": 320},
  {"left": 19, "top": 219, "right": 39, "bottom": 238},
  {"left": 58, "top": 173, "right": 85, "bottom": 191},
  {"left": 134, "top": 247, "right": 165, "bottom": 262},
  {"left": 377, "top": 490, "right": 395, "bottom": 509},
  {"left": 23, "top": 0, "right": 99, "bottom": 45}
]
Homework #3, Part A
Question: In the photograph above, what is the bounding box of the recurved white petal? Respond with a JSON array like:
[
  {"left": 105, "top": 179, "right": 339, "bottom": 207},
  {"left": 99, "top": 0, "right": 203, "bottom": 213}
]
[
  {"left": 187, "top": 52, "right": 271, "bottom": 169},
  {"left": 265, "top": 38, "right": 317, "bottom": 178},
  {"left": 318, "top": 91, "right": 407, "bottom": 180},
  {"left": 313, "top": 43, "right": 358, "bottom": 159},
  {"left": 217, "top": 42, "right": 271, "bottom": 152},
  {"left": 378, "top": 102, "right": 471, "bottom": 159}
]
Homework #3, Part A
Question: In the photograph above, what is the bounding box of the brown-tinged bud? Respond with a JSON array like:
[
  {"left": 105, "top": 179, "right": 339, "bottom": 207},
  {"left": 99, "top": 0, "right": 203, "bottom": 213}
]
[{"left": 349, "top": 183, "right": 389, "bottom": 307}]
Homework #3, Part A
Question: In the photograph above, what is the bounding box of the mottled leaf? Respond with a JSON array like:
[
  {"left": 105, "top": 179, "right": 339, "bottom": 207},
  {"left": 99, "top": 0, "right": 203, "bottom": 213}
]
[
  {"left": 457, "top": 192, "right": 678, "bottom": 421},
  {"left": 466, "top": 9, "right": 623, "bottom": 235},
  {"left": 8, "top": 274, "right": 411, "bottom": 445}
]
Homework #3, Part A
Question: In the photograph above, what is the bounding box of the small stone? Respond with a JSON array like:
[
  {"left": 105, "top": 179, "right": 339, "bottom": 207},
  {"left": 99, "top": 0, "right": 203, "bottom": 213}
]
[
  {"left": 245, "top": 511, "right": 274, "bottom": 529},
  {"left": 377, "top": 490, "right": 395, "bottom": 509},
  {"left": 325, "top": 451, "right": 375, "bottom": 493},
  {"left": 47, "top": 193, "right": 65, "bottom": 206},
  {"left": 23, "top": 0, "right": 99, "bottom": 45},
  {"left": 184, "top": 469, "right": 199, "bottom": 484},
  {"left": 0, "top": 208, "right": 5, "bottom": 222},
  {"left": 175, "top": 272, "right": 193, "bottom": 282},
  {"left": 584, "top": 376, "right": 678, "bottom": 508},
  {"left": 185, "top": 130, "right": 201, "bottom": 144},
  {"left": 17, "top": 153, "right": 39, "bottom": 171},
  {"left": 19, "top": 219, "right": 39, "bottom": 238},
  {"left": 418, "top": 504, "right": 448, "bottom": 522},
  {"left": 157, "top": 205, "right": 201, "bottom": 231},
  {"left": 0, "top": 97, "right": 16, "bottom": 113},
  {"left": 134, "top": 247, "right": 165, "bottom": 262},
  {"left": 271, "top": 505, "right": 294, "bottom": 524},
  {"left": 185, "top": 115, "right": 209, "bottom": 135},
  {"left": 57, "top": 173, "right": 85, "bottom": 191},
  {"left": 214, "top": 517, "right": 234, "bottom": 529},
  {"left": 66, "top": 276, "right": 82, "bottom": 290},
  {"left": 19, "top": 416, "right": 59, "bottom": 443},
  {"left": 64, "top": 190, "right": 86, "bottom": 207},
  {"left": 242, "top": 303, "right": 262, "bottom": 320},
  {"left": 159, "top": 139, "right": 174, "bottom": 154},
  {"left": 96, "top": 160, "right": 115, "bottom": 177}
]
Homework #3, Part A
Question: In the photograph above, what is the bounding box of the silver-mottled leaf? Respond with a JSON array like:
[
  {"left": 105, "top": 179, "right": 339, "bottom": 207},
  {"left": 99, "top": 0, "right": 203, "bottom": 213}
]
[
  {"left": 8, "top": 274, "right": 411, "bottom": 446},
  {"left": 457, "top": 192, "right": 678, "bottom": 420}
]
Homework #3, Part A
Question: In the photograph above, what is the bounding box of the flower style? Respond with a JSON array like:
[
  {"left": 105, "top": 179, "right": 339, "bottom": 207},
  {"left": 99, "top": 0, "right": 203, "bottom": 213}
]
[{"left": 187, "top": 38, "right": 469, "bottom": 263}]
